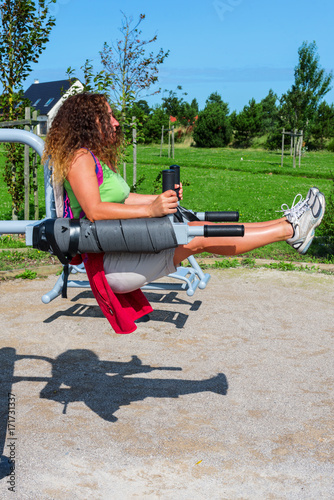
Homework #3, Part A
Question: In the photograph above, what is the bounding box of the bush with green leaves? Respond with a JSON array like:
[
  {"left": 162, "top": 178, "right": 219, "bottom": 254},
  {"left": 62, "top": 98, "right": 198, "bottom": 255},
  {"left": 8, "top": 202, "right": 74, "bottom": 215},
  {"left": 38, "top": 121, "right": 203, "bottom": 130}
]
[
  {"left": 327, "top": 139, "right": 334, "bottom": 152},
  {"left": 308, "top": 102, "right": 334, "bottom": 150},
  {"left": 193, "top": 92, "right": 232, "bottom": 148},
  {"left": 232, "top": 98, "right": 263, "bottom": 148},
  {"left": 140, "top": 106, "right": 170, "bottom": 144},
  {"left": 321, "top": 176, "right": 334, "bottom": 253},
  {"left": 260, "top": 89, "right": 279, "bottom": 134},
  {"left": 265, "top": 127, "right": 284, "bottom": 150}
]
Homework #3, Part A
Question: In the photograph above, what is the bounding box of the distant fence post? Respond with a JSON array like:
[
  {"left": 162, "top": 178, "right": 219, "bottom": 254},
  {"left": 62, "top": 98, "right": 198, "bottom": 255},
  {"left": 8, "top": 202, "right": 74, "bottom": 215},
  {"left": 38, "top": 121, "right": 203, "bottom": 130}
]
[
  {"left": 168, "top": 120, "right": 171, "bottom": 158},
  {"left": 281, "top": 128, "right": 303, "bottom": 168},
  {"left": 298, "top": 130, "right": 303, "bottom": 168},
  {"left": 281, "top": 127, "right": 285, "bottom": 168},
  {"left": 160, "top": 125, "right": 164, "bottom": 157},
  {"left": 132, "top": 116, "right": 137, "bottom": 187},
  {"left": 172, "top": 125, "right": 175, "bottom": 159}
]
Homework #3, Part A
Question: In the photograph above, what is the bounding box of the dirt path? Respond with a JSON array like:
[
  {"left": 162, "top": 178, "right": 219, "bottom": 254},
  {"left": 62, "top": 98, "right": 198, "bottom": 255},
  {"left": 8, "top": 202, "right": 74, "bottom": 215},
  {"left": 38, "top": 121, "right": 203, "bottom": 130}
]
[{"left": 0, "top": 268, "right": 333, "bottom": 499}]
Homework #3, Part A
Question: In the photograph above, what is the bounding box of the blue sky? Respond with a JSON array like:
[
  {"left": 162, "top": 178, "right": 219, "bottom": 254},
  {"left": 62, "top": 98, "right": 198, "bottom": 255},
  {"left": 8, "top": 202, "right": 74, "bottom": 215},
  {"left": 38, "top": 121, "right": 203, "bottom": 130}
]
[{"left": 26, "top": 0, "right": 334, "bottom": 112}]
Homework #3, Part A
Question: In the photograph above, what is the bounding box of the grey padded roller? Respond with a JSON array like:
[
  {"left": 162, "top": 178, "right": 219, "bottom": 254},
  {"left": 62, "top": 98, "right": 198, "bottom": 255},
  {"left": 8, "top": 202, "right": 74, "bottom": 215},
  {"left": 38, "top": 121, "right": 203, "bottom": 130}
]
[{"left": 34, "top": 217, "right": 178, "bottom": 257}]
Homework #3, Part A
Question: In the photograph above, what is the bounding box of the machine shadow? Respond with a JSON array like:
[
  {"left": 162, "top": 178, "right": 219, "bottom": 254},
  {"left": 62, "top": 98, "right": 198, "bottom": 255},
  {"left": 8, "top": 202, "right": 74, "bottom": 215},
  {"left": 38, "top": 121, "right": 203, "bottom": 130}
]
[{"left": 44, "top": 291, "right": 202, "bottom": 329}]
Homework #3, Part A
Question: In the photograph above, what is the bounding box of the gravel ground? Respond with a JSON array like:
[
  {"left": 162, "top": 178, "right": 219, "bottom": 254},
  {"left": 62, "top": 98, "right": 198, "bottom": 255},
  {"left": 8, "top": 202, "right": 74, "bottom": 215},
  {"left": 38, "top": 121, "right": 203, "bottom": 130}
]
[{"left": 0, "top": 268, "right": 333, "bottom": 499}]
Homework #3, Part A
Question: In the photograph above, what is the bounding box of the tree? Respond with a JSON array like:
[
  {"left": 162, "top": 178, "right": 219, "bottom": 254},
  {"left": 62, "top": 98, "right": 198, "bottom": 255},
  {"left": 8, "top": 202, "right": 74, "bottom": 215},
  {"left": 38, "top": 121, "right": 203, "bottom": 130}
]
[
  {"left": 0, "top": 0, "right": 56, "bottom": 218},
  {"left": 178, "top": 101, "right": 198, "bottom": 127},
  {"left": 135, "top": 99, "right": 151, "bottom": 115},
  {"left": 67, "top": 58, "right": 113, "bottom": 96},
  {"left": 260, "top": 89, "right": 279, "bottom": 134},
  {"left": 193, "top": 92, "right": 232, "bottom": 148},
  {"left": 233, "top": 98, "right": 263, "bottom": 148},
  {"left": 161, "top": 87, "right": 198, "bottom": 127},
  {"left": 140, "top": 105, "right": 169, "bottom": 144},
  {"left": 280, "top": 41, "right": 333, "bottom": 136},
  {"left": 100, "top": 12, "right": 169, "bottom": 124},
  {"left": 126, "top": 99, "right": 151, "bottom": 144},
  {"left": 309, "top": 101, "right": 334, "bottom": 149},
  {"left": 206, "top": 92, "right": 224, "bottom": 106},
  {"left": 161, "top": 86, "right": 185, "bottom": 117}
]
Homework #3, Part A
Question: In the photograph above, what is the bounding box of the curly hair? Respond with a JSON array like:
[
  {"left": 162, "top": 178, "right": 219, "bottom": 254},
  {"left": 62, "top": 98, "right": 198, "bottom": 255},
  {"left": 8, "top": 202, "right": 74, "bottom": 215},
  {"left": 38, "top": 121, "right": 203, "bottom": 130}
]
[{"left": 42, "top": 92, "right": 122, "bottom": 182}]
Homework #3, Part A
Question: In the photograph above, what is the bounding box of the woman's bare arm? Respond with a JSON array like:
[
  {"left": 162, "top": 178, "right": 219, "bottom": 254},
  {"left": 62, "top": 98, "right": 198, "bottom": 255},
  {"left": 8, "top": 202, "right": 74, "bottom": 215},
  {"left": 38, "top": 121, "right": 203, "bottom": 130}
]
[
  {"left": 125, "top": 184, "right": 183, "bottom": 205},
  {"left": 66, "top": 150, "right": 179, "bottom": 222},
  {"left": 125, "top": 193, "right": 158, "bottom": 205}
]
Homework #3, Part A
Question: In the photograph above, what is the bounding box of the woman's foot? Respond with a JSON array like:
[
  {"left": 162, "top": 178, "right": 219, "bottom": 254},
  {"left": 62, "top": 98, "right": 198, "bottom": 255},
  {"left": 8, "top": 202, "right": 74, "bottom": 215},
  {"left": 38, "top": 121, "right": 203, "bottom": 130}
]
[{"left": 283, "top": 190, "right": 325, "bottom": 254}]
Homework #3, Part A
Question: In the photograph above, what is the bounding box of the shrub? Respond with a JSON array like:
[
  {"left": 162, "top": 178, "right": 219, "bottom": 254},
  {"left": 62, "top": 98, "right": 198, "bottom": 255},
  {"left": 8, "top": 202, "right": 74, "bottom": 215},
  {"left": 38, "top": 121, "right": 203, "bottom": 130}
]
[
  {"left": 321, "top": 176, "right": 334, "bottom": 252},
  {"left": 232, "top": 99, "right": 263, "bottom": 148},
  {"left": 265, "top": 127, "right": 283, "bottom": 150},
  {"left": 327, "top": 139, "right": 334, "bottom": 152},
  {"left": 140, "top": 106, "right": 169, "bottom": 144},
  {"left": 193, "top": 97, "right": 232, "bottom": 148}
]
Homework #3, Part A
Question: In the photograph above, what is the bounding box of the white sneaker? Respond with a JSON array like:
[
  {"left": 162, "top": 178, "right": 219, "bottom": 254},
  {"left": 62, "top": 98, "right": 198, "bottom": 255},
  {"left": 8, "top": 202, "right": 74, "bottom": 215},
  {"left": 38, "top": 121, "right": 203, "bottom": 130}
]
[
  {"left": 282, "top": 191, "right": 325, "bottom": 254},
  {"left": 306, "top": 186, "right": 319, "bottom": 209}
]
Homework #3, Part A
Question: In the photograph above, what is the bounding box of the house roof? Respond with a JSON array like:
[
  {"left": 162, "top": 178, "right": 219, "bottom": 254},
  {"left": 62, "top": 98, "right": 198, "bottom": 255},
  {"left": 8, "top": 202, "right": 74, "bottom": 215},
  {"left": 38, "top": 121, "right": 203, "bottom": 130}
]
[{"left": 24, "top": 79, "right": 73, "bottom": 115}]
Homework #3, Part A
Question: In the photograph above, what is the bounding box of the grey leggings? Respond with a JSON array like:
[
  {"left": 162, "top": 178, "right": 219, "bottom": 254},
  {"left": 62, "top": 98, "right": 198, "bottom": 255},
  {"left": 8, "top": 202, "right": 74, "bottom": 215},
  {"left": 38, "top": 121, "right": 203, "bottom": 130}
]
[{"left": 103, "top": 249, "right": 177, "bottom": 293}]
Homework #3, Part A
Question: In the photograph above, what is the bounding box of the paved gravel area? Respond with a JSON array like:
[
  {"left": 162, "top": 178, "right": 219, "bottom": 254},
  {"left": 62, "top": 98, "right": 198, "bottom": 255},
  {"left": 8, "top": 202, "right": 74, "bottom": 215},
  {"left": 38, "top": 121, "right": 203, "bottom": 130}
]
[{"left": 0, "top": 268, "right": 333, "bottom": 499}]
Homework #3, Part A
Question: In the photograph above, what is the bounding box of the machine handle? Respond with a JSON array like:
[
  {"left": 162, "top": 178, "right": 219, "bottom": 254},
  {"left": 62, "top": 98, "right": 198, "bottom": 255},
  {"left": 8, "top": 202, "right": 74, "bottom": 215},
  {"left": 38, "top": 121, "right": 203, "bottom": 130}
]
[
  {"left": 162, "top": 169, "right": 176, "bottom": 192},
  {"left": 169, "top": 165, "right": 181, "bottom": 199},
  {"left": 204, "top": 211, "right": 239, "bottom": 222},
  {"left": 203, "top": 225, "right": 244, "bottom": 237}
]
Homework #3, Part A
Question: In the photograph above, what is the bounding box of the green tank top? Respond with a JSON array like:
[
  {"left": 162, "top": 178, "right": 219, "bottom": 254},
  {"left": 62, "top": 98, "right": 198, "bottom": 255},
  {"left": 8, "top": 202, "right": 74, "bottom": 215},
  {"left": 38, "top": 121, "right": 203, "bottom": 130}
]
[{"left": 64, "top": 157, "right": 130, "bottom": 218}]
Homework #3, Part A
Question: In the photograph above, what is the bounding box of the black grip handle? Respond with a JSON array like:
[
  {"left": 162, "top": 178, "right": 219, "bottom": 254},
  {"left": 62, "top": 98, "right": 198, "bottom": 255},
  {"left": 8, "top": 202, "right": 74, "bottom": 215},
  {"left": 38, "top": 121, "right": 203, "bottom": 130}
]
[
  {"left": 203, "top": 225, "right": 244, "bottom": 237},
  {"left": 162, "top": 169, "right": 176, "bottom": 192},
  {"left": 169, "top": 165, "right": 180, "bottom": 183},
  {"left": 169, "top": 165, "right": 180, "bottom": 199},
  {"left": 204, "top": 211, "right": 239, "bottom": 222}
]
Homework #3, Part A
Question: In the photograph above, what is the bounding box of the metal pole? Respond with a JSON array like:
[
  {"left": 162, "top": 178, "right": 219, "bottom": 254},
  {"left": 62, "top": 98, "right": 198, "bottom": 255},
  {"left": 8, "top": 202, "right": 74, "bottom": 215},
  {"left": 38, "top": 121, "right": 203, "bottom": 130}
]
[
  {"left": 24, "top": 107, "right": 30, "bottom": 220},
  {"left": 281, "top": 128, "right": 285, "bottom": 168},
  {"left": 32, "top": 111, "right": 39, "bottom": 219}
]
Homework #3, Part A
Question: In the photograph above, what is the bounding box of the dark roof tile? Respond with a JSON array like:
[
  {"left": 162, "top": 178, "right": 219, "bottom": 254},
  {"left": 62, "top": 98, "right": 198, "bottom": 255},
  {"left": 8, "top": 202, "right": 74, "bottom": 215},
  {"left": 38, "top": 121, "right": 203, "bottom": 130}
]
[{"left": 24, "top": 79, "right": 72, "bottom": 114}]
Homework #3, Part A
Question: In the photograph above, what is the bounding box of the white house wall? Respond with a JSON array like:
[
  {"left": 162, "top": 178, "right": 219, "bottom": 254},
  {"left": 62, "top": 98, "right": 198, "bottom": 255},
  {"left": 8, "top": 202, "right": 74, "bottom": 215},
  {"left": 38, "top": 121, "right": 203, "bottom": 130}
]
[{"left": 47, "top": 80, "right": 84, "bottom": 131}]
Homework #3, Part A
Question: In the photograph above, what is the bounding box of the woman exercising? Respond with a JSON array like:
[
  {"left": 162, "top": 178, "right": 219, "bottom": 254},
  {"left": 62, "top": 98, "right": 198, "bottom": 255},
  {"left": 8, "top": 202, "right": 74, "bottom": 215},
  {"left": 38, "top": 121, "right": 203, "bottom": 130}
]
[{"left": 43, "top": 92, "right": 325, "bottom": 295}]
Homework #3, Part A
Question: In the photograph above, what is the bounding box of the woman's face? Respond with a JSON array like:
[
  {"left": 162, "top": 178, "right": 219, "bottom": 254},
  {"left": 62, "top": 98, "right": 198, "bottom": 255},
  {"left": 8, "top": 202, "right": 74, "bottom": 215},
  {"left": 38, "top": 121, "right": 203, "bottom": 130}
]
[{"left": 106, "top": 103, "right": 119, "bottom": 129}]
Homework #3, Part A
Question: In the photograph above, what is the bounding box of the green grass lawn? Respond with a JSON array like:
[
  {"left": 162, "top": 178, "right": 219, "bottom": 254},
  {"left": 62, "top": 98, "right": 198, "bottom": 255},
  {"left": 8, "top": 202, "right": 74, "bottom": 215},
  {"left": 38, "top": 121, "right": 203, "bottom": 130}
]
[{"left": 1, "top": 144, "right": 333, "bottom": 263}]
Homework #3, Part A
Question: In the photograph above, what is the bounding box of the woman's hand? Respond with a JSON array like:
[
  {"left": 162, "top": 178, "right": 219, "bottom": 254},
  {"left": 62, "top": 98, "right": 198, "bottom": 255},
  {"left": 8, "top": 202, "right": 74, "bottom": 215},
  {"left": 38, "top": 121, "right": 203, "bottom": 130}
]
[{"left": 147, "top": 190, "right": 179, "bottom": 218}]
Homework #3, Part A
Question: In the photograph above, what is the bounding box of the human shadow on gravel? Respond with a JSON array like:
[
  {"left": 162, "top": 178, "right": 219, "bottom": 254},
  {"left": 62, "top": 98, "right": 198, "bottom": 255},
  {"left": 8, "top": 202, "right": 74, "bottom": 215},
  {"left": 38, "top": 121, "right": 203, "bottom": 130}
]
[
  {"left": 0, "top": 348, "right": 228, "bottom": 469},
  {"left": 38, "top": 350, "right": 227, "bottom": 421},
  {"left": 44, "top": 291, "right": 202, "bottom": 329}
]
